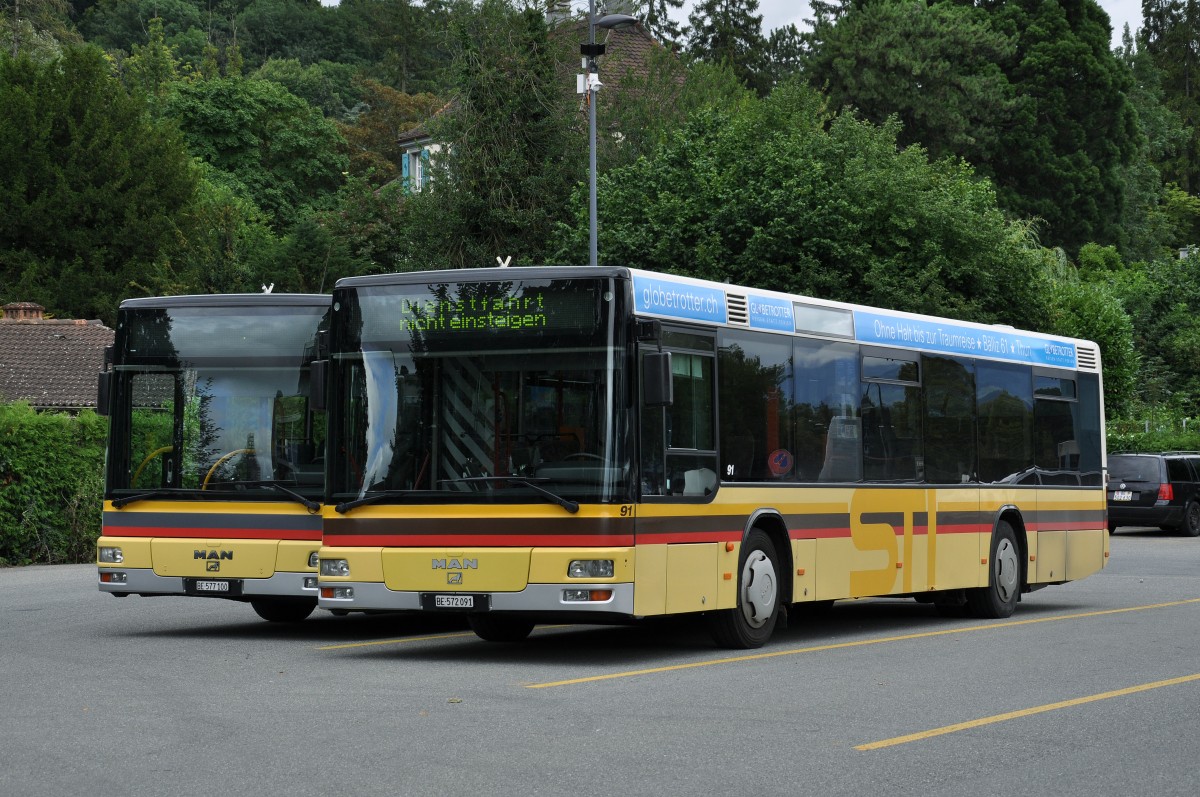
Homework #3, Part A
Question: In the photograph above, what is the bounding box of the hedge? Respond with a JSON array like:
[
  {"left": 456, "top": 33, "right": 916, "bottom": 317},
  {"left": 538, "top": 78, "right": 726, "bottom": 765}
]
[{"left": 0, "top": 402, "right": 107, "bottom": 566}]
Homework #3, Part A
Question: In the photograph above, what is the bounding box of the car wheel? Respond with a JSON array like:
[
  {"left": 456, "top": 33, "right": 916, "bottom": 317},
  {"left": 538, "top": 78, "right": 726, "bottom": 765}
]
[
  {"left": 965, "top": 521, "right": 1021, "bottom": 619},
  {"left": 1182, "top": 501, "right": 1200, "bottom": 537},
  {"left": 707, "top": 529, "right": 780, "bottom": 649}
]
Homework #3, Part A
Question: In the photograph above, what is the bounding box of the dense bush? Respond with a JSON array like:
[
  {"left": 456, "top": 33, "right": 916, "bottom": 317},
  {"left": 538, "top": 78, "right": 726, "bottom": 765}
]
[{"left": 0, "top": 403, "right": 107, "bottom": 566}]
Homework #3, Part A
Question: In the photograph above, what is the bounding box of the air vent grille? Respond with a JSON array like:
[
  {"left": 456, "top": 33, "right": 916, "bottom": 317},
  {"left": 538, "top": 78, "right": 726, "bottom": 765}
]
[
  {"left": 1076, "top": 345, "right": 1098, "bottom": 371},
  {"left": 726, "top": 294, "right": 748, "bottom": 326}
]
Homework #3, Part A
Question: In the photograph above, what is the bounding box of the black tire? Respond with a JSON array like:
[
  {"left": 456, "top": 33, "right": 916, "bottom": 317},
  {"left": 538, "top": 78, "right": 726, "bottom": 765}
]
[
  {"left": 965, "top": 521, "right": 1022, "bottom": 619},
  {"left": 707, "top": 529, "right": 780, "bottom": 649},
  {"left": 468, "top": 614, "right": 535, "bottom": 643},
  {"left": 1181, "top": 501, "right": 1200, "bottom": 537},
  {"left": 251, "top": 598, "right": 316, "bottom": 623},
  {"left": 933, "top": 591, "right": 970, "bottom": 618}
]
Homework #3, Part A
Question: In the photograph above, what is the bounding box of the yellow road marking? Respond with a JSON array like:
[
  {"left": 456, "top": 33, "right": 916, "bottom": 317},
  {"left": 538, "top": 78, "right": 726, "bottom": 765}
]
[
  {"left": 525, "top": 598, "right": 1200, "bottom": 688},
  {"left": 857, "top": 673, "right": 1200, "bottom": 751}
]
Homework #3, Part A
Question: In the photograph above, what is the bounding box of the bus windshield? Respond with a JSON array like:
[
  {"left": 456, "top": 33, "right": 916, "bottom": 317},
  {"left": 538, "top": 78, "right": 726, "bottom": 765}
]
[
  {"left": 329, "top": 276, "right": 631, "bottom": 505},
  {"left": 108, "top": 303, "right": 327, "bottom": 499}
]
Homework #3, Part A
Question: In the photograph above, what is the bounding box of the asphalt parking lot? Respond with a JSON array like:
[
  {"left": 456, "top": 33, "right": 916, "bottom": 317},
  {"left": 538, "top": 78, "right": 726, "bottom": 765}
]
[{"left": 3, "top": 529, "right": 1198, "bottom": 797}]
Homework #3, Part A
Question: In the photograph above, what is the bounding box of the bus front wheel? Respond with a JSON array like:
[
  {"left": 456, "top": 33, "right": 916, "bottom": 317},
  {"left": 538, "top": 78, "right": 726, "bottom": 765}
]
[
  {"left": 707, "top": 529, "right": 780, "bottom": 649},
  {"left": 468, "top": 614, "right": 535, "bottom": 643},
  {"left": 966, "top": 521, "right": 1021, "bottom": 619},
  {"left": 251, "top": 597, "right": 317, "bottom": 623}
]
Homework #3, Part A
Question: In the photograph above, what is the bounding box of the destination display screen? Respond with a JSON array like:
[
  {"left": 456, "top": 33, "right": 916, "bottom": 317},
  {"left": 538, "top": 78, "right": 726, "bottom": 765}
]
[{"left": 343, "top": 278, "right": 611, "bottom": 350}]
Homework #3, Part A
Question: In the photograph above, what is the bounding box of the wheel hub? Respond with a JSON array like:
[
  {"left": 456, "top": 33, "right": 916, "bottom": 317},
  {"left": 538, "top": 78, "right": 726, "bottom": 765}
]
[{"left": 740, "top": 551, "right": 778, "bottom": 628}]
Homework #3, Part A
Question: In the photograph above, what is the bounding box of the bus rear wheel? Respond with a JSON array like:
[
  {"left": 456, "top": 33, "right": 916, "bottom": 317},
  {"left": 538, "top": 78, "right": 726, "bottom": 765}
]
[
  {"left": 468, "top": 614, "right": 535, "bottom": 643},
  {"left": 707, "top": 529, "right": 780, "bottom": 649},
  {"left": 965, "top": 521, "right": 1021, "bottom": 619},
  {"left": 251, "top": 597, "right": 317, "bottom": 623}
]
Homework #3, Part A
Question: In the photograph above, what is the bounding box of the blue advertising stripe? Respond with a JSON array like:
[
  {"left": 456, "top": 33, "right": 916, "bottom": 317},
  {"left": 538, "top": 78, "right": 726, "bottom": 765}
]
[
  {"left": 632, "top": 274, "right": 727, "bottom": 324},
  {"left": 745, "top": 294, "right": 794, "bottom": 331},
  {"left": 854, "top": 310, "right": 1077, "bottom": 368}
]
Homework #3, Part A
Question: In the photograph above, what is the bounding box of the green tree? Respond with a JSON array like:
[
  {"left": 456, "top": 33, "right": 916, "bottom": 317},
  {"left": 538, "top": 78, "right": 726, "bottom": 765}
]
[
  {"left": 0, "top": 45, "right": 198, "bottom": 322},
  {"left": 2, "top": 0, "right": 78, "bottom": 59},
  {"left": 630, "top": 0, "right": 685, "bottom": 44},
  {"left": 1041, "top": 252, "right": 1140, "bottom": 417},
  {"left": 254, "top": 57, "right": 361, "bottom": 118},
  {"left": 337, "top": 0, "right": 464, "bottom": 94},
  {"left": 390, "top": 0, "right": 581, "bottom": 269},
  {"left": 337, "top": 79, "right": 442, "bottom": 182},
  {"left": 165, "top": 73, "right": 349, "bottom": 229},
  {"left": 1141, "top": 0, "right": 1200, "bottom": 192},
  {"left": 985, "top": 0, "right": 1140, "bottom": 253},
  {"left": 685, "top": 0, "right": 768, "bottom": 95},
  {"left": 78, "top": 0, "right": 204, "bottom": 53},
  {"left": 551, "top": 81, "right": 1050, "bottom": 328},
  {"left": 802, "top": 0, "right": 1018, "bottom": 167},
  {"left": 123, "top": 15, "right": 178, "bottom": 103}
]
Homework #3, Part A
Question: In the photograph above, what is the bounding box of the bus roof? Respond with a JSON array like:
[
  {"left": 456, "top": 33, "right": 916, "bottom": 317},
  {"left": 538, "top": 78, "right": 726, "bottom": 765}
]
[
  {"left": 331, "top": 266, "right": 1099, "bottom": 372},
  {"left": 118, "top": 294, "right": 329, "bottom": 310}
]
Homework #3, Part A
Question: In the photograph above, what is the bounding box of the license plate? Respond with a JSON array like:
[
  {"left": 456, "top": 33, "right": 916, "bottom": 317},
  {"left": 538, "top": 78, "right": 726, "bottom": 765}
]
[
  {"left": 184, "top": 578, "right": 242, "bottom": 596},
  {"left": 421, "top": 593, "right": 488, "bottom": 611},
  {"left": 1112, "top": 491, "right": 1133, "bottom": 502}
]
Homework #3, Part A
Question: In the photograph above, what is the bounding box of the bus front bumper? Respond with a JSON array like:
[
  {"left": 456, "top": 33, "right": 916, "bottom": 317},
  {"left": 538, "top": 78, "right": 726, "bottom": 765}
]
[
  {"left": 318, "top": 581, "right": 635, "bottom": 616},
  {"left": 97, "top": 567, "right": 319, "bottom": 599}
]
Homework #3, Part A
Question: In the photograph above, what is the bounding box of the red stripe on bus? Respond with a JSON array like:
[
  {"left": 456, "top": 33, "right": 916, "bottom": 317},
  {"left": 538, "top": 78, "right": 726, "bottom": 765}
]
[{"left": 103, "top": 526, "right": 321, "bottom": 541}]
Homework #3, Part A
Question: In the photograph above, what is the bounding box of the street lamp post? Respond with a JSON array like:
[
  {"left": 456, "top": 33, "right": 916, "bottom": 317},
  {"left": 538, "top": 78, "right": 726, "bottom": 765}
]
[{"left": 582, "top": 3, "right": 636, "bottom": 268}]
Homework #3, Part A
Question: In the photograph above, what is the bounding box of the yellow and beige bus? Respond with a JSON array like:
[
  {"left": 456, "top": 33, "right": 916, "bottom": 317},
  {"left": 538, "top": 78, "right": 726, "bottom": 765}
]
[
  {"left": 317, "top": 267, "right": 1107, "bottom": 647},
  {"left": 97, "top": 294, "right": 329, "bottom": 623}
]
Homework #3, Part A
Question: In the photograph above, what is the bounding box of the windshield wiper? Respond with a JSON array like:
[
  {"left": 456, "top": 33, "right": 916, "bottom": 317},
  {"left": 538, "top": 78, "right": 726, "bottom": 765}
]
[
  {"left": 443, "top": 476, "right": 579, "bottom": 514},
  {"left": 335, "top": 489, "right": 419, "bottom": 514},
  {"left": 111, "top": 489, "right": 209, "bottom": 509},
  {"left": 257, "top": 481, "right": 321, "bottom": 513}
]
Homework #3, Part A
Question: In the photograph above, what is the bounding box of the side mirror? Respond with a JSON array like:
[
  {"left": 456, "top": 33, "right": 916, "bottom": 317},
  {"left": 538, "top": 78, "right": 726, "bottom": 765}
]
[
  {"left": 310, "top": 360, "right": 328, "bottom": 411},
  {"left": 96, "top": 371, "right": 111, "bottom": 416},
  {"left": 642, "top": 351, "right": 673, "bottom": 407}
]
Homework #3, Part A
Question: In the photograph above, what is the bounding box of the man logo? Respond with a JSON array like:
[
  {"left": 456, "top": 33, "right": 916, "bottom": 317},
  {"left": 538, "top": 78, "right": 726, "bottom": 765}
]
[
  {"left": 206, "top": 560, "right": 220, "bottom": 572},
  {"left": 432, "top": 558, "right": 478, "bottom": 570},
  {"left": 447, "top": 572, "right": 463, "bottom": 585}
]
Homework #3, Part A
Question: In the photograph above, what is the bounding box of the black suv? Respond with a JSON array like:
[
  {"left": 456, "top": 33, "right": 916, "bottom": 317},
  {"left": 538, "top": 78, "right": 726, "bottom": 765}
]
[{"left": 1107, "top": 452, "right": 1200, "bottom": 536}]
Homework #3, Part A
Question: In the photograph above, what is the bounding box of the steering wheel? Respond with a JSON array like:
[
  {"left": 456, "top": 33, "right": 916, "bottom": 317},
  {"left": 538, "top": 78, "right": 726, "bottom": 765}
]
[
  {"left": 202, "top": 448, "right": 255, "bottom": 490},
  {"left": 564, "top": 452, "right": 605, "bottom": 462},
  {"left": 131, "top": 446, "right": 174, "bottom": 486}
]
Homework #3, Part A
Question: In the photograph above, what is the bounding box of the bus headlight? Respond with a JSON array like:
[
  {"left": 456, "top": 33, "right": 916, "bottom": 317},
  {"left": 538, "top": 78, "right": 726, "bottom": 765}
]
[
  {"left": 568, "top": 559, "right": 613, "bottom": 578},
  {"left": 563, "top": 589, "right": 613, "bottom": 602},
  {"left": 98, "top": 546, "right": 123, "bottom": 564},
  {"left": 320, "top": 558, "right": 350, "bottom": 577}
]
